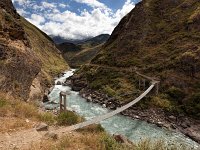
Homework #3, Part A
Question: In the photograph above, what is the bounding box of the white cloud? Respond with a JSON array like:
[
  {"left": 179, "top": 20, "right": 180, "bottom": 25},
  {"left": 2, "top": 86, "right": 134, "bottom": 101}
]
[
  {"left": 16, "top": 8, "right": 29, "bottom": 16},
  {"left": 41, "top": 2, "right": 56, "bottom": 9},
  {"left": 16, "top": 0, "right": 135, "bottom": 40},
  {"left": 59, "top": 3, "right": 68, "bottom": 8},
  {"left": 115, "top": 0, "right": 135, "bottom": 19},
  {"left": 12, "top": 0, "right": 31, "bottom": 6},
  {"left": 74, "top": 0, "right": 110, "bottom": 11},
  {"left": 26, "top": 14, "right": 45, "bottom": 28}
]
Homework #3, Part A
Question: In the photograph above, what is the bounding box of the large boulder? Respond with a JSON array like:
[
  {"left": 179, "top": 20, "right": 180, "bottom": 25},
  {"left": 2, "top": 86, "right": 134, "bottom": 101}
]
[
  {"left": 35, "top": 123, "right": 48, "bottom": 131},
  {"left": 56, "top": 81, "right": 62, "bottom": 85},
  {"left": 42, "top": 94, "right": 49, "bottom": 103},
  {"left": 44, "top": 132, "right": 58, "bottom": 140}
]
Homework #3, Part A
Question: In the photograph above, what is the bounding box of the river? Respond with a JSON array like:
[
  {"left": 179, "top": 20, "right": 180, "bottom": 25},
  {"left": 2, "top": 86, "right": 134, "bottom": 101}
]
[{"left": 45, "top": 69, "right": 199, "bottom": 149}]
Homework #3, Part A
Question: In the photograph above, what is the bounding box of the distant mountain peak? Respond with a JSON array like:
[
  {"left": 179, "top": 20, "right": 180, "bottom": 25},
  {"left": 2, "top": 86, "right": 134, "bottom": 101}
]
[{"left": 51, "top": 34, "right": 110, "bottom": 45}]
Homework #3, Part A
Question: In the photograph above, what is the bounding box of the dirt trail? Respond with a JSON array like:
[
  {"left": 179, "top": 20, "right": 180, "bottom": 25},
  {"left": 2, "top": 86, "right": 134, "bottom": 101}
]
[{"left": 0, "top": 129, "right": 43, "bottom": 150}]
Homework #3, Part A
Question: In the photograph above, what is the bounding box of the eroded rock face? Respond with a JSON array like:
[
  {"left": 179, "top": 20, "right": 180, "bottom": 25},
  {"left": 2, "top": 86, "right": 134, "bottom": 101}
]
[{"left": 0, "top": 0, "right": 42, "bottom": 100}]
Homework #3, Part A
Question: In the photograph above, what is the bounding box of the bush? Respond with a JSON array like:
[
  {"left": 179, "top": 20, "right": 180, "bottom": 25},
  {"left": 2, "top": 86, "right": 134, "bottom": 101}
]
[
  {"left": 77, "top": 124, "right": 104, "bottom": 133},
  {"left": 38, "top": 112, "right": 56, "bottom": 125},
  {"left": 166, "top": 86, "right": 185, "bottom": 103},
  {"left": 185, "top": 92, "right": 200, "bottom": 117},
  {"left": 103, "top": 86, "right": 116, "bottom": 97},
  {"left": 57, "top": 111, "right": 81, "bottom": 126},
  {"left": 150, "top": 96, "right": 173, "bottom": 111},
  {"left": 101, "top": 134, "right": 121, "bottom": 150}
]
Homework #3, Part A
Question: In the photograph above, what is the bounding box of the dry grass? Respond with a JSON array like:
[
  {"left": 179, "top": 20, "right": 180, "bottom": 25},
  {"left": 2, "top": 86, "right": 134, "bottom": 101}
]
[
  {"left": 30, "top": 132, "right": 188, "bottom": 150},
  {"left": 0, "top": 93, "right": 56, "bottom": 133},
  {"left": 30, "top": 132, "right": 133, "bottom": 150},
  {"left": 0, "top": 117, "right": 34, "bottom": 133}
]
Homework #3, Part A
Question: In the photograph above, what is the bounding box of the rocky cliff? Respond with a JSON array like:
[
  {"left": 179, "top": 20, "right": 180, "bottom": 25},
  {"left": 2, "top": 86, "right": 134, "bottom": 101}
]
[
  {"left": 76, "top": 0, "right": 200, "bottom": 118},
  {"left": 0, "top": 0, "right": 68, "bottom": 101}
]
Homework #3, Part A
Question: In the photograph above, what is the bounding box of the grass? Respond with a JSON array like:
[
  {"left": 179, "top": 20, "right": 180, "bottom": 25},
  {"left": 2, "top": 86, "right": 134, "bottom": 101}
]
[
  {"left": 75, "top": 0, "right": 200, "bottom": 118},
  {"left": 0, "top": 98, "right": 7, "bottom": 107},
  {"left": 38, "top": 112, "right": 56, "bottom": 125},
  {"left": 30, "top": 132, "right": 189, "bottom": 150},
  {"left": 0, "top": 94, "right": 190, "bottom": 150},
  {"left": 20, "top": 17, "right": 69, "bottom": 84},
  {"left": 57, "top": 111, "right": 83, "bottom": 126},
  {"left": 77, "top": 124, "right": 105, "bottom": 133}
]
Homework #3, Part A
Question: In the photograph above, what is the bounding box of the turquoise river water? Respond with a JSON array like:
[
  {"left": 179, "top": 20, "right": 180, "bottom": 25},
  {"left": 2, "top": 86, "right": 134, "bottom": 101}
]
[{"left": 45, "top": 69, "right": 199, "bottom": 149}]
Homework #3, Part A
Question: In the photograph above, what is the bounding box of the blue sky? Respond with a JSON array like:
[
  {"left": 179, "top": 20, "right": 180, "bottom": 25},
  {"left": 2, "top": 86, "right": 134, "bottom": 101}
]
[{"left": 13, "top": 0, "right": 140, "bottom": 39}]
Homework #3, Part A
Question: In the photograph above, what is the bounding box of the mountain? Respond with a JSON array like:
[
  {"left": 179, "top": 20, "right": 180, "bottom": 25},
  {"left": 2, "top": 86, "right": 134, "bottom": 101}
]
[
  {"left": 51, "top": 34, "right": 110, "bottom": 45},
  {"left": 57, "top": 34, "right": 110, "bottom": 67},
  {"left": 0, "top": 0, "right": 68, "bottom": 101},
  {"left": 51, "top": 36, "right": 89, "bottom": 44},
  {"left": 57, "top": 42, "right": 81, "bottom": 53},
  {"left": 79, "top": 34, "right": 110, "bottom": 46},
  {"left": 68, "top": 44, "right": 104, "bottom": 67},
  {"left": 76, "top": 0, "right": 200, "bottom": 118}
]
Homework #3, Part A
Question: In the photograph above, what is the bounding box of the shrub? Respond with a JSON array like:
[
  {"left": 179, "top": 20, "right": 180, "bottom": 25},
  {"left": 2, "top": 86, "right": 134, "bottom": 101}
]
[
  {"left": 0, "top": 99, "right": 7, "bottom": 107},
  {"left": 166, "top": 86, "right": 185, "bottom": 103},
  {"left": 57, "top": 111, "right": 81, "bottom": 126},
  {"left": 188, "top": 7, "right": 200, "bottom": 23},
  {"left": 38, "top": 112, "right": 56, "bottom": 125},
  {"left": 14, "top": 102, "right": 38, "bottom": 118},
  {"left": 4, "top": 13, "right": 12, "bottom": 22},
  {"left": 150, "top": 96, "right": 173, "bottom": 111},
  {"left": 101, "top": 134, "right": 121, "bottom": 150},
  {"left": 185, "top": 92, "right": 200, "bottom": 117},
  {"left": 103, "top": 86, "right": 116, "bottom": 97},
  {"left": 77, "top": 124, "right": 104, "bottom": 133}
]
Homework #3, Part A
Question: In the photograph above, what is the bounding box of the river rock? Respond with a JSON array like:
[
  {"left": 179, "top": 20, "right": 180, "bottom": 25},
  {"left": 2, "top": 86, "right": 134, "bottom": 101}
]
[
  {"left": 170, "top": 123, "right": 177, "bottom": 129},
  {"left": 156, "top": 122, "right": 163, "bottom": 127},
  {"left": 113, "top": 134, "right": 132, "bottom": 145},
  {"left": 169, "top": 115, "right": 176, "bottom": 121},
  {"left": 184, "top": 128, "right": 200, "bottom": 143},
  {"left": 181, "top": 122, "right": 189, "bottom": 129},
  {"left": 45, "top": 132, "right": 58, "bottom": 140},
  {"left": 134, "top": 115, "right": 140, "bottom": 119},
  {"left": 42, "top": 94, "right": 49, "bottom": 103},
  {"left": 56, "top": 81, "right": 62, "bottom": 85},
  {"left": 62, "top": 82, "right": 68, "bottom": 86},
  {"left": 35, "top": 123, "right": 48, "bottom": 131}
]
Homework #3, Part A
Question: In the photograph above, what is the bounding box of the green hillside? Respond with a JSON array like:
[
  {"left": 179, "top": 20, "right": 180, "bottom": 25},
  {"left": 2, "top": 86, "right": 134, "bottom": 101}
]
[{"left": 77, "top": 0, "right": 200, "bottom": 118}]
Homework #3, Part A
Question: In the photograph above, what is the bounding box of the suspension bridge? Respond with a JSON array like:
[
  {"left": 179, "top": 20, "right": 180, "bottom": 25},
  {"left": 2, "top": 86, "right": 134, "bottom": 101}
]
[{"left": 57, "top": 65, "right": 160, "bottom": 132}]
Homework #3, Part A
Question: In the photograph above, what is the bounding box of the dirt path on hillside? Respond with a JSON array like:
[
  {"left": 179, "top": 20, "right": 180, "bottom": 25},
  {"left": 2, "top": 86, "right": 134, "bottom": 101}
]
[
  {"left": 0, "top": 129, "right": 44, "bottom": 150},
  {"left": 0, "top": 126, "right": 74, "bottom": 150}
]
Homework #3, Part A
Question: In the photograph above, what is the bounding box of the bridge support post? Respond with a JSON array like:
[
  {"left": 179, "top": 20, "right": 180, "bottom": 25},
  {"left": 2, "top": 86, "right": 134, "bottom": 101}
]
[
  {"left": 155, "top": 83, "right": 159, "bottom": 95},
  {"left": 64, "top": 95, "right": 67, "bottom": 111},
  {"left": 143, "top": 79, "right": 146, "bottom": 90},
  {"left": 59, "top": 93, "right": 63, "bottom": 113},
  {"left": 138, "top": 79, "right": 141, "bottom": 89},
  {"left": 59, "top": 92, "right": 67, "bottom": 113}
]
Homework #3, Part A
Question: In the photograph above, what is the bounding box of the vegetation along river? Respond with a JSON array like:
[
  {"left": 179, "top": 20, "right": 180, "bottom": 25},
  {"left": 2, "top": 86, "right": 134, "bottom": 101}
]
[{"left": 44, "top": 69, "right": 199, "bottom": 149}]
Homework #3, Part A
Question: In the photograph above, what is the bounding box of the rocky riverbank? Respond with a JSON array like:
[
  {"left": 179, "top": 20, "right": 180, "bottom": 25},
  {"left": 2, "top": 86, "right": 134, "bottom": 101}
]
[{"left": 65, "top": 74, "right": 200, "bottom": 144}]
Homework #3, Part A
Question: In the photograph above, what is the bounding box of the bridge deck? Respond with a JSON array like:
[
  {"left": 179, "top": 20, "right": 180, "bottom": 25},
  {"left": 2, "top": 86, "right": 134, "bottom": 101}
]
[{"left": 58, "top": 83, "right": 155, "bottom": 132}]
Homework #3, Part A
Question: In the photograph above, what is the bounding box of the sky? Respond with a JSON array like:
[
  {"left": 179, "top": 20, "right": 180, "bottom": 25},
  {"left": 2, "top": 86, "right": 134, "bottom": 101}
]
[{"left": 12, "top": 0, "right": 141, "bottom": 40}]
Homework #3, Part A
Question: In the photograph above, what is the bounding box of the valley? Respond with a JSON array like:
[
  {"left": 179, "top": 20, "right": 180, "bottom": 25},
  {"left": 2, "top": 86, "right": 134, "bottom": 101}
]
[{"left": 0, "top": 0, "right": 199, "bottom": 149}]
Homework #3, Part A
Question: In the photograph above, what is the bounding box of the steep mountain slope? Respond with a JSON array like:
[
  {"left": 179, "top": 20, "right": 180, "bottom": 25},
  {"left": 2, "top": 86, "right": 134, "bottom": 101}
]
[
  {"left": 79, "top": 34, "right": 110, "bottom": 47},
  {"left": 76, "top": 0, "right": 200, "bottom": 118},
  {"left": 57, "top": 34, "right": 109, "bottom": 67},
  {"left": 0, "top": 0, "right": 68, "bottom": 101},
  {"left": 69, "top": 44, "right": 103, "bottom": 67}
]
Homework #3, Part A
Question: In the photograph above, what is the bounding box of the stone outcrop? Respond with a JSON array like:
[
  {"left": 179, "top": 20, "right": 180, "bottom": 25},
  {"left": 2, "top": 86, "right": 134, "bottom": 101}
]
[
  {"left": 35, "top": 123, "right": 48, "bottom": 131},
  {"left": 0, "top": 0, "right": 68, "bottom": 101},
  {"left": 0, "top": 1, "right": 41, "bottom": 100}
]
